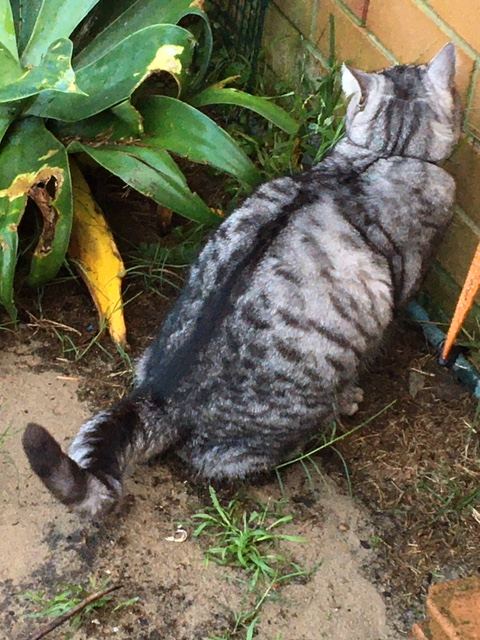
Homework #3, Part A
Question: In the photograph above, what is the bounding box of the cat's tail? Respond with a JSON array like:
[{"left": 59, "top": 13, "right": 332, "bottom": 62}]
[
  {"left": 22, "top": 422, "right": 121, "bottom": 516},
  {"left": 22, "top": 396, "right": 173, "bottom": 517}
]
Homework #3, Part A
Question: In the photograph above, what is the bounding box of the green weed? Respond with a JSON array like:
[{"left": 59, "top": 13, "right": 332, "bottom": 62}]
[
  {"left": 193, "top": 487, "right": 305, "bottom": 589},
  {"left": 127, "top": 223, "right": 208, "bottom": 296},
  {"left": 207, "top": 568, "right": 306, "bottom": 640},
  {"left": 275, "top": 401, "right": 397, "bottom": 493},
  {"left": 195, "top": 488, "right": 313, "bottom": 639},
  {"left": 22, "top": 577, "right": 139, "bottom": 632},
  {"left": 224, "top": 59, "right": 345, "bottom": 189},
  {"left": 0, "top": 426, "right": 12, "bottom": 451},
  {"left": 417, "top": 469, "right": 480, "bottom": 520},
  {"left": 0, "top": 425, "right": 20, "bottom": 486}
]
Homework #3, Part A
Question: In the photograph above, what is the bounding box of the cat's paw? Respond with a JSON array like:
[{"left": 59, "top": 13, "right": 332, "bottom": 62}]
[
  {"left": 350, "top": 386, "right": 364, "bottom": 403},
  {"left": 339, "top": 401, "right": 360, "bottom": 416},
  {"left": 338, "top": 386, "right": 364, "bottom": 416}
]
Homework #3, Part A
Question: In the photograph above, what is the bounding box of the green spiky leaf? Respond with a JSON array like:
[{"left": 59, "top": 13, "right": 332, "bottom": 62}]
[
  {"left": 190, "top": 86, "right": 300, "bottom": 135},
  {"left": 27, "top": 25, "right": 195, "bottom": 120},
  {"left": 0, "top": 117, "right": 72, "bottom": 318},
  {"left": 0, "top": 0, "right": 18, "bottom": 60},
  {"left": 21, "top": 0, "right": 100, "bottom": 65},
  {"left": 140, "top": 96, "right": 261, "bottom": 186},
  {"left": 0, "top": 38, "right": 83, "bottom": 103},
  {"left": 69, "top": 141, "right": 219, "bottom": 225}
]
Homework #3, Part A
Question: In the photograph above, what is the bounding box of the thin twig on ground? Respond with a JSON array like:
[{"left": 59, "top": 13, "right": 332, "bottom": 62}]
[{"left": 27, "top": 584, "right": 122, "bottom": 640}]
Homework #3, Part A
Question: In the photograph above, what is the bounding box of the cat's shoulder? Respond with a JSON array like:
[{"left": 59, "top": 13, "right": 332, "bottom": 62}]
[
  {"left": 366, "top": 156, "right": 455, "bottom": 203},
  {"left": 371, "top": 156, "right": 454, "bottom": 185}
]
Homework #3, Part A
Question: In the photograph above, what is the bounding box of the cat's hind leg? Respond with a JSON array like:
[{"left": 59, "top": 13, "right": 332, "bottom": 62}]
[
  {"left": 336, "top": 385, "right": 364, "bottom": 417},
  {"left": 182, "top": 443, "right": 273, "bottom": 480}
]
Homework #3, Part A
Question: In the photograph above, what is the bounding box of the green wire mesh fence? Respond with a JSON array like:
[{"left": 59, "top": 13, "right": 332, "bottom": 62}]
[{"left": 208, "top": 0, "right": 270, "bottom": 79}]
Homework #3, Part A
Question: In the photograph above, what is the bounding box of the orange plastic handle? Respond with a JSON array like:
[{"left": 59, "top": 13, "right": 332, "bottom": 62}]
[{"left": 442, "top": 242, "right": 480, "bottom": 361}]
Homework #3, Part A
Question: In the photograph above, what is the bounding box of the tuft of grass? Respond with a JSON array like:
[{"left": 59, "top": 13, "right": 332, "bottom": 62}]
[
  {"left": 221, "top": 50, "right": 345, "bottom": 191},
  {"left": 193, "top": 487, "right": 305, "bottom": 589},
  {"left": 0, "top": 425, "right": 20, "bottom": 487},
  {"left": 275, "top": 401, "right": 397, "bottom": 493},
  {"left": 22, "top": 577, "right": 139, "bottom": 632},
  {"left": 0, "top": 318, "right": 16, "bottom": 333},
  {"left": 0, "top": 426, "right": 12, "bottom": 451},
  {"left": 50, "top": 324, "right": 111, "bottom": 363},
  {"left": 126, "top": 223, "right": 207, "bottom": 297},
  {"left": 194, "top": 489, "right": 313, "bottom": 639},
  {"left": 23, "top": 578, "right": 112, "bottom": 631},
  {"left": 26, "top": 302, "right": 135, "bottom": 378},
  {"left": 417, "top": 467, "right": 480, "bottom": 521},
  {"left": 207, "top": 568, "right": 306, "bottom": 640}
]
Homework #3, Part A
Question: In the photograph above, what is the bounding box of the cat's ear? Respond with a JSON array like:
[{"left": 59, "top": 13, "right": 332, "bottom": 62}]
[
  {"left": 427, "top": 43, "right": 456, "bottom": 90},
  {"left": 341, "top": 64, "right": 372, "bottom": 102}
]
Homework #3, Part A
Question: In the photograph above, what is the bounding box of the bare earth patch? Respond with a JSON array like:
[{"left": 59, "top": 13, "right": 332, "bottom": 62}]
[
  {"left": 2, "top": 339, "right": 396, "bottom": 640},
  {"left": 0, "top": 287, "right": 477, "bottom": 639}
]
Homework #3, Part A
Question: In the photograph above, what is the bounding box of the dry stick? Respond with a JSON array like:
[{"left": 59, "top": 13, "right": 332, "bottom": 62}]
[{"left": 28, "top": 584, "right": 122, "bottom": 640}]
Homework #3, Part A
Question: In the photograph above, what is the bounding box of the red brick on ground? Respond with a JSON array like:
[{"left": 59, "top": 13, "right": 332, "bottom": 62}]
[{"left": 411, "top": 576, "right": 480, "bottom": 640}]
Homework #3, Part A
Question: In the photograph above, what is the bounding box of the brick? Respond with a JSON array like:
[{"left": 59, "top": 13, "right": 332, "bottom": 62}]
[
  {"left": 436, "top": 209, "right": 480, "bottom": 288},
  {"left": 423, "top": 264, "right": 459, "bottom": 321},
  {"left": 411, "top": 576, "right": 480, "bottom": 639},
  {"left": 342, "top": 0, "right": 369, "bottom": 23},
  {"left": 410, "top": 617, "right": 450, "bottom": 639},
  {"left": 271, "top": 0, "right": 315, "bottom": 39},
  {"left": 410, "top": 622, "right": 431, "bottom": 639},
  {"left": 444, "top": 136, "right": 480, "bottom": 226},
  {"left": 427, "top": 0, "right": 480, "bottom": 54},
  {"left": 263, "top": 5, "right": 304, "bottom": 80},
  {"left": 366, "top": 0, "right": 475, "bottom": 102},
  {"left": 466, "top": 67, "right": 480, "bottom": 141},
  {"left": 422, "top": 264, "right": 480, "bottom": 336},
  {"left": 429, "top": 576, "right": 480, "bottom": 639},
  {"left": 315, "top": 0, "right": 391, "bottom": 70}
]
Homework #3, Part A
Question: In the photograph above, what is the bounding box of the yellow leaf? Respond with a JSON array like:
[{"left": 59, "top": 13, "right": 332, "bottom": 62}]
[
  {"left": 68, "top": 160, "right": 127, "bottom": 346},
  {"left": 147, "top": 44, "right": 184, "bottom": 76}
]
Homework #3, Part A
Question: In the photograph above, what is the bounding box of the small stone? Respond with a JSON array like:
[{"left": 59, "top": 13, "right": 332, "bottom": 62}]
[{"left": 338, "top": 522, "right": 349, "bottom": 532}]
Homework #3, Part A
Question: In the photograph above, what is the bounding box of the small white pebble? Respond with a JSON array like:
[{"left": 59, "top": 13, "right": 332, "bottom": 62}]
[
  {"left": 112, "top": 627, "right": 119, "bottom": 633},
  {"left": 92, "top": 619, "right": 100, "bottom": 625}
]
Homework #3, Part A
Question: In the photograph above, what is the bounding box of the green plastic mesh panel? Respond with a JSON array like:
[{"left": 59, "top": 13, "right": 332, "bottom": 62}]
[{"left": 209, "top": 0, "right": 270, "bottom": 73}]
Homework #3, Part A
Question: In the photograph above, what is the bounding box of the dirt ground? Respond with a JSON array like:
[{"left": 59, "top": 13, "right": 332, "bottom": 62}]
[
  {"left": 2, "top": 340, "right": 395, "bottom": 640},
  {"left": 1, "top": 176, "right": 479, "bottom": 640},
  {"left": 0, "top": 271, "right": 478, "bottom": 640}
]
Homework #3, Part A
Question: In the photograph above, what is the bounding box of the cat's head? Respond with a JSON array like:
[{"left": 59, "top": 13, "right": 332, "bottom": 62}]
[{"left": 341, "top": 44, "right": 461, "bottom": 162}]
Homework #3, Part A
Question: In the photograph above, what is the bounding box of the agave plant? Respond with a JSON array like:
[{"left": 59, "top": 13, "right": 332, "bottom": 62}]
[{"left": 0, "top": 0, "right": 298, "bottom": 344}]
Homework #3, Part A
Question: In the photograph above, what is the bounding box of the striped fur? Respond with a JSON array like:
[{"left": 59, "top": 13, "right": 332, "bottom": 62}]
[{"left": 23, "top": 45, "right": 461, "bottom": 517}]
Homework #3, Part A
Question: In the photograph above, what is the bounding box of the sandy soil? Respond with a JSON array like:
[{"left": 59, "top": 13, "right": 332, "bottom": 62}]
[{"left": 1, "top": 343, "right": 397, "bottom": 640}]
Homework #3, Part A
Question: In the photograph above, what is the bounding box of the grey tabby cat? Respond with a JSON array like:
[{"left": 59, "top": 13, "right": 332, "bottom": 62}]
[{"left": 23, "top": 44, "right": 461, "bottom": 517}]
